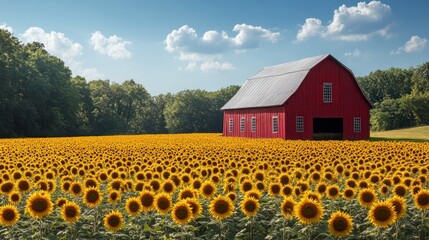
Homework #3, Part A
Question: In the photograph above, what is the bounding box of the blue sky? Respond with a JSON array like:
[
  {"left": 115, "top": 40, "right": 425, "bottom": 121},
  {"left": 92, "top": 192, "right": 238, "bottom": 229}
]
[{"left": 1, "top": 0, "right": 428, "bottom": 95}]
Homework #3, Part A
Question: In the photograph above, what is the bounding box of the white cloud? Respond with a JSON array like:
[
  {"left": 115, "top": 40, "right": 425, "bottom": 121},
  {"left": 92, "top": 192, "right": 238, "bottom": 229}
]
[
  {"left": 90, "top": 31, "right": 132, "bottom": 59},
  {"left": 296, "top": 18, "right": 324, "bottom": 42},
  {"left": 296, "top": 1, "right": 391, "bottom": 41},
  {"left": 0, "top": 22, "right": 13, "bottom": 33},
  {"left": 391, "top": 35, "right": 427, "bottom": 54},
  {"left": 165, "top": 24, "right": 280, "bottom": 72},
  {"left": 20, "top": 27, "right": 104, "bottom": 80},
  {"left": 345, "top": 49, "right": 362, "bottom": 57},
  {"left": 200, "top": 60, "right": 235, "bottom": 72}
]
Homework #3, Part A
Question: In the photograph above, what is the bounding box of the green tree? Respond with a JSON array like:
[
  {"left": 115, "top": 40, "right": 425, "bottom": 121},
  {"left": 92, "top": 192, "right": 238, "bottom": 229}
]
[{"left": 411, "top": 62, "right": 429, "bottom": 94}]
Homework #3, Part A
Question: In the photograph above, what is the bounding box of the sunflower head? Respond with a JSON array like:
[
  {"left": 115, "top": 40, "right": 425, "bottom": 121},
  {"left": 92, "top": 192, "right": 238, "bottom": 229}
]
[
  {"left": 25, "top": 191, "right": 53, "bottom": 219},
  {"left": 0, "top": 205, "right": 20, "bottom": 226},
  {"left": 179, "top": 187, "right": 197, "bottom": 200},
  {"left": 200, "top": 181, "right": 217, "bottom": 199},
  {"left": 125, "top": 197, "right": 142, "bottom": 216},
  {"left": 17, "top": 179, "right": 31, "bottom": 193},
  {"left": 295, "top": 197, "right": 324, "bottom": 224},
  {"left": 327, "top": 185, "right": 340, "bottom": 199},
  {"left": 61, "top": 201, "right": 80, "bottom": 224},
  {"left": 209, "top": 195, "right": 234, "bottom": 220},
  {"left": 281, "top": 197, "right": 295, "bottom": 219},
  {"left": 414, "top": 189, "right": 429, "bottom": 210},
  {"left": 70, "top": 181, "right": 83, "bottom": 197},
  {"left": 104, "top": 210, "right": 124, "bottom": 232},
  {"left": 185, "top": 198, "right": 202, "bottom": 219},
  {"left": 154, "top": 192, "right": 172, "bottom": 215},
  {"left": 388, "top": 196, "right": 406, "bottom": 219},
  {"left": 171, "top": 200, "right": 192, "bottom": 224},
  {"left": 56, "top": 197, "right": 68, "bottom": 208},
  {"left": 268, "top": 183, "right": 281, "bottom": 196},
  {"left": 0, "top": 181, "right": 15, "bottom": 195},
  {"left": 328, "top": 211, "right": 353, "bottom": 238},
  {"left": 83, "top": 187, "right": 103, "bottom": 207},
  {"left": 393, "top": 184, "right": 408, "bottom": 197},
  {"left": 241, "top": 197, "right": 259, "bottom": 217},
  {"left": 245, "top": 190, "right": 262, "bottom": 200},
  {"left": 358, "top": 188, "right": 377, "bottom": 208},
  {"left": 281, "top": 185, "right": 293, "bottom": 197},
  {"left": 107, "top": 190, "right": 121, "bottom": 205},
  {"left": 139, "top": 190, "right": 155, "bottom": 211},
  {"left": 8, "top": 191, "right": 21, "bottom": 204},
  {"left": 342, "top": 188, "right": 355, "bottom": 201},
  {"left": 368, "top": 201, "right": 397, "bottom": 228}
]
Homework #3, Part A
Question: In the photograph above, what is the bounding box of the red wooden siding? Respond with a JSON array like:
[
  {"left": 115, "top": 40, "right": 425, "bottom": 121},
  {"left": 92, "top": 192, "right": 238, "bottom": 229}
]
[
  {"left": 222, "top": 55, "right": 371, "bottom": 140},
  {"left": 223, "top": 106, "right": 286, "bottom": 138},
  {"left": 284, "top": 57, "right": 370, "bottom": 140}
]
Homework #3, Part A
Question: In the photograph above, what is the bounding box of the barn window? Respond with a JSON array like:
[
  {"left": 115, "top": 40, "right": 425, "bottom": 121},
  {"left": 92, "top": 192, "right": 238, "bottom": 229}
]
[
  {"left": 296, "top": 116, "right": 304, "bottom": 132},
  {"left": 229, "top": 118, "right": 233, "bottom": 132},
  {"left": 353, "top": 117, "right": 361, "bottom": 133},
  {"left": 251, "top": 117, "right": 256, "bottom": 132},
  {"left": 323, "top": 83, "right": 332, "bottom": 103},
  {"left": 240, "top": 117, "right": 245, "bottom": 132},
  {"left": 272, "top": 116, "right": 278, "bottom": 133}
]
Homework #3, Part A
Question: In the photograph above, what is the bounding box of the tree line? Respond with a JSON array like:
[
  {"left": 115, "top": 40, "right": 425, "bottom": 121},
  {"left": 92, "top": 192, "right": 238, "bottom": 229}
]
[
  {"left": 0, "top": 29, "right": 239, "bottom": 137},
  {"left": 1, "top": 28, "right": 428, "bottom": 137},
  {"left": 357, "top": 62, "right": 429, "bottom": 131}
]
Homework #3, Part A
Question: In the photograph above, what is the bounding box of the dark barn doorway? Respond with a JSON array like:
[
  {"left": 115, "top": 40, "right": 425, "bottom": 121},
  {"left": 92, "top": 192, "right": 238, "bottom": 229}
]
[{"left": 313, "top": 118, "right": 343, "bottom": 140}]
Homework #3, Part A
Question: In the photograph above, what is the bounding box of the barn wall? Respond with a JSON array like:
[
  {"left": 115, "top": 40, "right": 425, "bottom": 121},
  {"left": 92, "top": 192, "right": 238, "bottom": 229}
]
[
  {"left": 223, "top": 106, "right": 286, "bottom": 138},
  {"left": 284, "top": 57, "right": 371, "bottom": 140}
]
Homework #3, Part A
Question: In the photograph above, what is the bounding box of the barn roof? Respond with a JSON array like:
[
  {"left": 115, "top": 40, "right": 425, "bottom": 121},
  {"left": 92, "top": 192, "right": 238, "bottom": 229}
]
[{"left": 221, "top": 54, "right": 359, "bottom": 110}]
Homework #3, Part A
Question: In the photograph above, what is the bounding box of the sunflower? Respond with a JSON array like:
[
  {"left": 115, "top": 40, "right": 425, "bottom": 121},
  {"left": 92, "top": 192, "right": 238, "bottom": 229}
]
[
  {"left": 368, "top": 201, "right": 397, "bottom": 228},
  {"left": 107, "top": 190, "right": 121, "bottom": 205},
  {"left": 0, "top": 205, "right": 20, "bottom": 226},
  {"left": 149, "top": 179, "right": 161, "bottom": 192},
  {"left": 17, "top": 178, "right": 31, "bottom": 193},
  {"left": 25, "top": 191, "right": 53, "bottom": 219},
  {"left": 186, "top": 198, "right": 202, "bottom": 219},
  {"left": 327, "top": 185, "right": 340, "bottom": 199},
  {"left": 154, "top": 192, "right": 172, "bottom": 215},
  {"left": 139, "top": 190, "right": 155, "bottom": 211},
  {"left": 192, "top": 179, "right": 202, "bottom": 190},
  {"left": 256, "top": 181, "right": 265, "bottom": 192},
  {"left": 303, "top": 191, "right": 321, "bottom": 203},
  {"left": 241, "top": 197, "right": 259, "bottom": 217},
  {"left": 70, "top": 181, "right": 83, "bottom": 197},
  {"left": 327, "top": 211, "right": 353, "bottom": 238},
  {"left": 61, "top": 201, "right": 80, "bottom": 223},
  {"left": 414, "top": 189, "right": 429, "bottom": 210},
  {"left": 0, "top": 180, "right": 14, "bottom": 195},
  {"left": 279, "top": 173, "right": 290, "bottom": 185},
  {"left": 161, "top": 179, "right": 176, "bottom": 194},
  {"left": 393, "top": 184, "right": 408, "bottom": 197},
  {"left": 8, "top": 191, "right": 21, "bottom": 205},
  {"left": 245, "top": 189, "right": 262, "bottom": 200},
  {"left": 56, "top": 197, "right": 68, "bottom": 208},
  {"left": 295, "top": 197, "right": 324, "bottom": 224},
  {"left": 171, "top": 200, "right": 192, "bottom": 224},
  {"left": 281, "top": 197, "right": 295, "bottom": 219},
  {"left": 342, "top": 188, "right": 355, "bottom": 201},
  {"left": 209, "top": 195, "right": 234, "bottom": 220},
  {"left": 379, "top": 185, "right": 389, "bottom": 196},
  {"left": 83, "top": 187, "right": 103, "bottom": 208},
  {"left": 388, "top": 196, "right": 406, "bottom": 219},
  {"left": 268, "top": 182, "right": 281, "bottom": 196},
  {"left": 227, "top": 191, "right": 237, "bottom": 202},
  {"left": 84, "top": 178, "right": 99, "bottom": 189},
  {"left": 104, "top": 210, "right": 124, "bottom": 232},
  {"left": 60, "top": 181, "right": 71, "bottom": 193},
  {"left": 316, "top": 182, "right": 327, "bottom": 196},
  {"left": 179, "top": 187, "right": 197, "bottom": 200},
  {"left": 125, "top": 197, "right": 142, "bottom": 216},
  {"left": 281, "top": 185, "right": 293, "bottom": 197},
  {"left": 358, "top": 188, "right": 377, "bottom": 208},
  {"left": 200, "top": 181, "right": 217, "bottom": 199},
  {"left": 411, "top": 185, "right": 421, "bottom": 196}
]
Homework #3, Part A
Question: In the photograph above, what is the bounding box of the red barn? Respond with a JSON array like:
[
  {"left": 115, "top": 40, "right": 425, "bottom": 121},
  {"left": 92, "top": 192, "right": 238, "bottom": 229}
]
[{"left": 221, "top": 54, "right": 372, "bottom": 140}]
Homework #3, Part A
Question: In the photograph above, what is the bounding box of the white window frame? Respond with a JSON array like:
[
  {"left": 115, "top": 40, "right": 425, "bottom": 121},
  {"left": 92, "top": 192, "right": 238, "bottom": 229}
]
[
  {"left": 240, "top": 117, "right": 245, "bottom": 132},
  {"left": 323, "top": 83, "right": 332, "bottom": 103},
  {"left": 353, "top": 117, "right": 361, "bottom": 133},
  {"left": 229, "top": 118, "right": 233, "bottom": 132},
  {"left": 251, "top": 117, "right": 256, "bottom": 133},
  {"left": 272, "top": 116, "right": 278, "bottom": 133},
  {"left": 296, "top": 116, "right": 304, "bottom": 132}
]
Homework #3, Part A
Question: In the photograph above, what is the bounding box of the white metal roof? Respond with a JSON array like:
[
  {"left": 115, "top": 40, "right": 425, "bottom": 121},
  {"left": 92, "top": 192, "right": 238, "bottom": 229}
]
[{"left": 221, "top": 54, "right": 330, "bottom": 110}]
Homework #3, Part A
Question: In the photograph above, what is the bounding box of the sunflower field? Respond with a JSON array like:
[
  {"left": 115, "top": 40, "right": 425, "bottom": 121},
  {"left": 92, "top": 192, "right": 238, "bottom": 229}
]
[{"left": 0, "top": 134, "right": 428, "bottom": 239}]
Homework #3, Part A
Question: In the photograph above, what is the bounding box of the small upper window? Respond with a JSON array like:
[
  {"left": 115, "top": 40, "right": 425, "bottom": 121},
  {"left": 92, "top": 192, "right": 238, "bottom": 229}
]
[
  {"left": 272, "top": 116, "right": 278, "bottom": 133},
  {"left": 229, "top": 118, "right": 233, "bottom": 132},
  {"left": 353, "top": 117, "right": 361, "bottom": 133},
  {"left": 323, "top": 83, "right": 332, "bottom": 103},
  {"left": 240, "top": 117, "right": 245, "bottom": 132},
  {"left": 251, "top": 117, "right": 256, "bottom": 133},
  {"left": 296, "top": 116, "right": 304, "bottom": 132}
]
